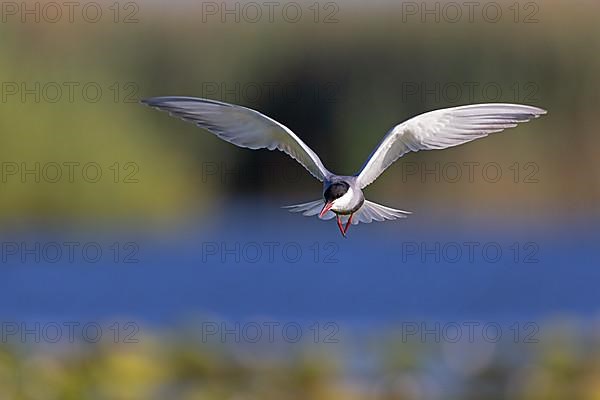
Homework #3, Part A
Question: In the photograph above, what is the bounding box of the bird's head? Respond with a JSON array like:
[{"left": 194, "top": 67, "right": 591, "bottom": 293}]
[{"left": 320, "top": 181, "right": 350, "bottom": 217}]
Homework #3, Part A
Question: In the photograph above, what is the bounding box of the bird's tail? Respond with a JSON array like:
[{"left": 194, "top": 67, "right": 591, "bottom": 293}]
[
  {"left": 282, "top": 200, "right": 335, "bottom": 220},
  {"left": 283, "top": 199, "right": 411, "bottom": 224},
  {"left": 345, "top": 200, "right": 411, "bottom": 225}
]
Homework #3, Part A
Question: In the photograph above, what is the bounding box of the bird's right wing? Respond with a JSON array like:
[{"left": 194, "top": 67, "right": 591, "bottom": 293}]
[
  {"left": 355, "top": 103, "right": 547, "bottom": 189},
  {"left": 142, "top": 97, "right": 331, "bottom": 182}
]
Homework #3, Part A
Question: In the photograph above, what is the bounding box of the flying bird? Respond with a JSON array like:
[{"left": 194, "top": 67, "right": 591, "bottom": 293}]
[{"left": 141, "top": 97, "right": 546, "bottom": 237}]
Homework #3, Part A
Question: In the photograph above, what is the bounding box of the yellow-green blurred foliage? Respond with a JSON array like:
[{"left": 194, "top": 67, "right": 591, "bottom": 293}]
[{"left": 2, "top": 319, "right": 600, "bottom": 399}]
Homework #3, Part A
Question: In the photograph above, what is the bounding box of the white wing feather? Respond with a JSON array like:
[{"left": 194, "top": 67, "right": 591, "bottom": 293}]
[
  {"left": 356, "top": 103, "right": 547, "bottom": 188},
  {"left": 142, "top": 97, "right": 331, "bottom": 182}
]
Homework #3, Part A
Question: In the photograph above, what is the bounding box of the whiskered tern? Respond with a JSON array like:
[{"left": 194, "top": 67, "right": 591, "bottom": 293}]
[{"left": 142, "top": 97, "right": 546, "bottom": 237}]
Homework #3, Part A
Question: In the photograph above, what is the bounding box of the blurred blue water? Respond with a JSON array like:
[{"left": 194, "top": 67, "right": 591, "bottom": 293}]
[{"left": 0, "top": 202, "right": 598, "bottom": 325}]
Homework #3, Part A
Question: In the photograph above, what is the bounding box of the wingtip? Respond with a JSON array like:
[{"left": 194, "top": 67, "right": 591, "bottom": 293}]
[
  {"left": 140, "top": 96, "right": 235, "bottom": 109},
  {"left": 140, "top": 97, "right": 164, "bottom": 107},
  {"left": 140, "top": 96, "right": 179, "bottom": 107},
  {"left": 504, "top": 103, "right": 549, "bottom": 116},
  {"left": 139, "top": 97, "right": 154, "bottom": 107},
  {"left": 529, "top": 105, "right": 548, "bottom": 116}
]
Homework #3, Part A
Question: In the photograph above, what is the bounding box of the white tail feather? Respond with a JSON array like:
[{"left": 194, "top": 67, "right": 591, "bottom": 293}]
[
  {"left": 282, "top": 200, "right": 335, "bottom": 220},
  {"left": 284, "top": 199, "right": 410, "bottom": 224}
]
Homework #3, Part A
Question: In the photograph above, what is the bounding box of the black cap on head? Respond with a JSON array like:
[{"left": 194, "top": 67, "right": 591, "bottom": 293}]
[{"left": 324, "top": 182, "right": 350, "bottom": 203}]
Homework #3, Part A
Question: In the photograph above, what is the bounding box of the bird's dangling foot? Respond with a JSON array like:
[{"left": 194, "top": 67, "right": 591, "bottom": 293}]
[
  {"left": 343, "top": 213, "right": 354, "bottom": 236},
  {"left": 336, "top": 215, "right": 346, "bottom": 238}
]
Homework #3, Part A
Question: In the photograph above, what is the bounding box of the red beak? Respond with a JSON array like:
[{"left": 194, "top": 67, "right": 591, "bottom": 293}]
[{"left": 319, "top": 201, "right": 333, "bottom": 218}]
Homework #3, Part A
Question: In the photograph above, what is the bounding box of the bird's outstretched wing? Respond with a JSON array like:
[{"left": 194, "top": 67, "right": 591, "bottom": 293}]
[
  {"left": 142, "top": 97, "right": 331, "bottom": 181},
  {"left": 355, "top": 103, "right": 547, "bottom": 189}
]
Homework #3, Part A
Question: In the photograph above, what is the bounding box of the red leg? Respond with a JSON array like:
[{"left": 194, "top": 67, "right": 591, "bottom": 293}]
[
  {"left": 343, "top": 213, "right": 354, "bottom": 235},
  {"left": 336, "top": 215, "right": 346, "bottom": 238}
]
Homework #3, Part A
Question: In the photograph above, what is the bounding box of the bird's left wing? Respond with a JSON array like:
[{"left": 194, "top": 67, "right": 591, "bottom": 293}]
[
  {"left": 142, "top": 97, "right": 331, "bottom": 181},
  {"left": 355, "top": 103, "right": 547, "bottom": 189}
]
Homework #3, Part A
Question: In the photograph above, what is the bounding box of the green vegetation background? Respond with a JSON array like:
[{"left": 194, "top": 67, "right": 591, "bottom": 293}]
[{"left": 0, "top": 1, "right": 597, "bottom": 223}]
